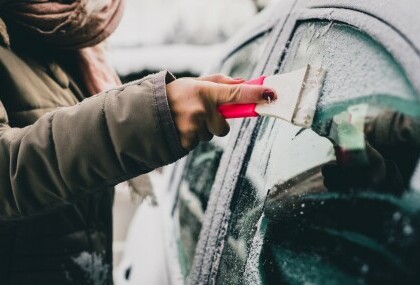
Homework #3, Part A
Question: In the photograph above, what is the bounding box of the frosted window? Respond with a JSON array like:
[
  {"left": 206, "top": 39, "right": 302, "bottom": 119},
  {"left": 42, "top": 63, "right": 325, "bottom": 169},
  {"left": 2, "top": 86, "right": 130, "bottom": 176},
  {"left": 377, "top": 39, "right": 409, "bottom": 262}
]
[
  {"left": 219, "top": 33, "right": 270, "bottom": 79},
  {"left": 177, "top": 142, "right": 223, "bottom": 276}
]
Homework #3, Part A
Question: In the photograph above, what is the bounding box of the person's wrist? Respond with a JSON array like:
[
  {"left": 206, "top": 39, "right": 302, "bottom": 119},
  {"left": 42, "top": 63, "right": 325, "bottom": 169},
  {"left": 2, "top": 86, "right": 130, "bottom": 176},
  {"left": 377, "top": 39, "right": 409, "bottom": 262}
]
[{"left": 154, "top": 71, "right": 188, "bottom": 158}]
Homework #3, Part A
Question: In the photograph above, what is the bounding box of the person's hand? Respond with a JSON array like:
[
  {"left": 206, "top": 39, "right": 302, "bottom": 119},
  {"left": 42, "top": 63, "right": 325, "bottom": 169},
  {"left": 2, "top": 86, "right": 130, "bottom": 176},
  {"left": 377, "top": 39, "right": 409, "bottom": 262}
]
[
  {"left": 166, "top": 74, "right": 277, "bottom": 150},
  {"left": 322, "top": 142, "right": 387, "bottom": 191}
]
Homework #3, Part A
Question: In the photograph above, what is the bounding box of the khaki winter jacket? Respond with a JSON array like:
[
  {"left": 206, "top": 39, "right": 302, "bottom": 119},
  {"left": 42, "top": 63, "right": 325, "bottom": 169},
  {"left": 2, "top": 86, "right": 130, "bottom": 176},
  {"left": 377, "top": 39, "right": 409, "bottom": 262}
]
[{"left": 0, "top": 19, "right": 186, "bottom": 284}]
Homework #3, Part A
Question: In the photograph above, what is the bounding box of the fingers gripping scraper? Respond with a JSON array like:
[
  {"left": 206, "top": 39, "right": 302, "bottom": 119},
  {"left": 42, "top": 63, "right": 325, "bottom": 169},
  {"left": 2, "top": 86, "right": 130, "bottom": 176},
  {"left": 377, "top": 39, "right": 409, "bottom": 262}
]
[{"left": 218, "top": 65, "right": 326, "bottom": 128}]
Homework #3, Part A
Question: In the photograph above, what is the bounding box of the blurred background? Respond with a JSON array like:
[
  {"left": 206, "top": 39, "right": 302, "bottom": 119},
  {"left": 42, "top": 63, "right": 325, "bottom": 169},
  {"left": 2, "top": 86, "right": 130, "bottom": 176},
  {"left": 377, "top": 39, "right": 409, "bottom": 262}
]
[
  {"left": 109, "top": 0, "right": 279, "bottom": 266},
  {"left": 108, "top": 0, "right": 277, "bottom": 81}
]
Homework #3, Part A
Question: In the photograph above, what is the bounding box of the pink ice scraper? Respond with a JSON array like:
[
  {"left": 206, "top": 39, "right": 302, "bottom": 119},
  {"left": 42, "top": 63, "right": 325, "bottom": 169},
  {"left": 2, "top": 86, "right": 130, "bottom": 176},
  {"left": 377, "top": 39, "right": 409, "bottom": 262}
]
[{"left": 218, "top": 65, "right": 326, "bottom": 128}]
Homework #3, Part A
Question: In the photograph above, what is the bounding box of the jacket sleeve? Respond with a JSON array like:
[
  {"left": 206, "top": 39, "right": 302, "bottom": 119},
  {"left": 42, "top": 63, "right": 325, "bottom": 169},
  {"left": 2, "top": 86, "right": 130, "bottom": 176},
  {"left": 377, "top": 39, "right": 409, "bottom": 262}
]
[{"left": 0, "top": 70, "right": 187, "bottom": 221}]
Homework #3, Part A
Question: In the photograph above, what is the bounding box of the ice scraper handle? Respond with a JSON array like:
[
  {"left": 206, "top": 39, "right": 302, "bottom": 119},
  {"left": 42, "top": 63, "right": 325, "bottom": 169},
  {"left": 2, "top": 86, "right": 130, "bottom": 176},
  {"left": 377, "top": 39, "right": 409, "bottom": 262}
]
[
  {"left": 217, "top": 104, "right": 259, "bottom": 118},
  {"left": 218, "top": 76, "right": 266, "bottom": 119}
]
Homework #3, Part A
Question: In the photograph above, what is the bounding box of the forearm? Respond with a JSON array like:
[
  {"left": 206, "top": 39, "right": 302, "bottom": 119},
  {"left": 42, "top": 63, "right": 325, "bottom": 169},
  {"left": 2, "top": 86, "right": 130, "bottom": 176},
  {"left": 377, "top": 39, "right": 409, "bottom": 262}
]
[{"left": 0, "top": 71, "right": 186, "bottom": 220}]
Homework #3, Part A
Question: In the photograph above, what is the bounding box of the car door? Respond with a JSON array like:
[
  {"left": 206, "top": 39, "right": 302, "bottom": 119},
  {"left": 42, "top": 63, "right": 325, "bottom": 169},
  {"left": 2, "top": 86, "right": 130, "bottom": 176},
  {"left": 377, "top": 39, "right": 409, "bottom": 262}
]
[{"left": 189, "top": 1, "right": 420, "bottom": 284}]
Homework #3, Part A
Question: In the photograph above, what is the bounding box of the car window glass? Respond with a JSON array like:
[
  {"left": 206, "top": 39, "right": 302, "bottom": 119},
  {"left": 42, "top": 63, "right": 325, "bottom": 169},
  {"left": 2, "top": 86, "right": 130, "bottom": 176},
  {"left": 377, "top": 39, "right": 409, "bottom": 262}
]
[
  {"left": 282, "top": 22, "right": 418, "bottom": 107},
  {"left": 216, "top": 22, "right": 420, "bottom": 285},
  {"left": 259, "top": 104, "right": 420, "bottom": 285},
  {"left": 176, "top": 139, "right": 225, "bottom": 276},
  {"left": 175, "top": 33, "right": 271, "bottom": 279},
  {"left": 219, "top": 33, "right": 271, "bottom": 79}
]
